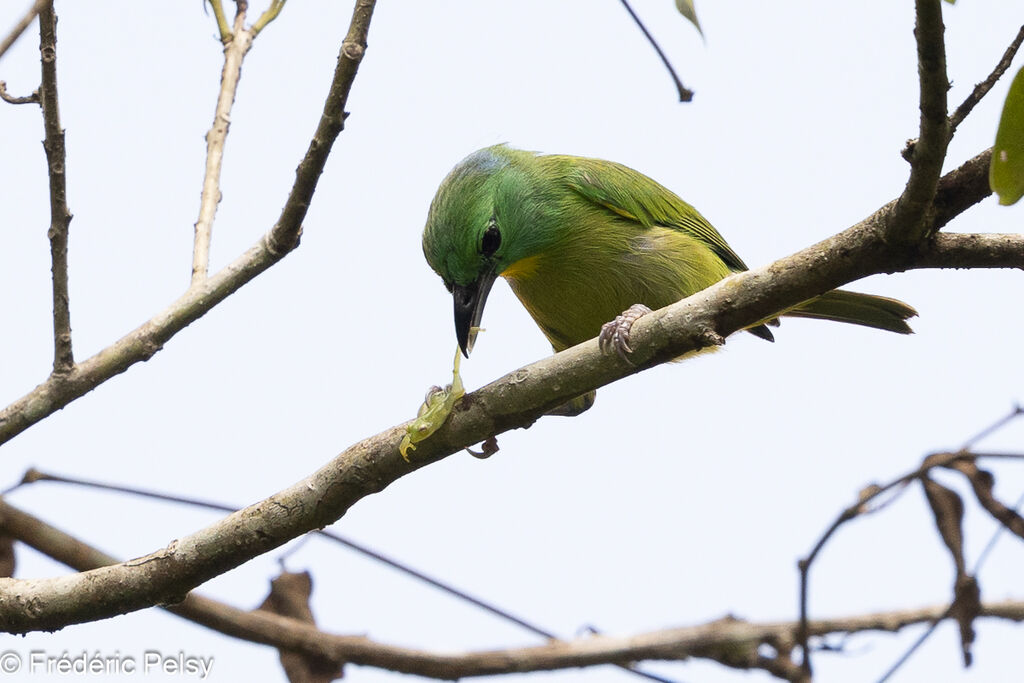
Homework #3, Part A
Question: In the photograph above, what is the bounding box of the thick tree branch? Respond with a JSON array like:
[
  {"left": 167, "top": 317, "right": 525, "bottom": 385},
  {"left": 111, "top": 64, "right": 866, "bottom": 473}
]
[
  {"left": 37, "top": 1, "right": 73, "bottom": 374},
  {"left": 912, "top": 232, "right": 1024, "bottom": 270},
  {"left": 932, "top": 148, "right": 993, "bottom": 229},
  {"left": 0, "top": 0, "right": 376, "bottom": 447},
  {"left": 191, "top": 7, "right": 251, "bottom": 285},
  {"left": 1, "top": 497, "right": 1022, "bottom": 679},
  {"left": 0, "top": 142, "right": 1017, "bottom": 633},
  {"left": 0, "top": 0, "right": 45, "bottom": 62},
  {"left": 891, "top": 0, "right": 950, "bottom": 246}
]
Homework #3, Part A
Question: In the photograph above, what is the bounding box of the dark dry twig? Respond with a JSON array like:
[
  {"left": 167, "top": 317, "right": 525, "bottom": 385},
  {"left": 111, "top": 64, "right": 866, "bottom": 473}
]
[
  {"left": 618, "top": 0, "right": 694, "bottom": 102},
  {"left": 0, "top": 80, "right": 37, "bottom": 104},
  {"left": 950, "top": 24, "right": 1024, "bottom": 132},
  {"left": 799, "top": 406, "right": 1024, "bottom": 680},
  {"left": 797, "top": 448, "right": 1024, "bottom": 674}
]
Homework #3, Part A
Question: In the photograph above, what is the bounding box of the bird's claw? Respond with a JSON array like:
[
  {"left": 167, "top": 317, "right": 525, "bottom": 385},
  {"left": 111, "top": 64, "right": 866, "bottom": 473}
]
[
  {"left": 598, "top": 304, "right": 652, "bottom": 361},
  {"left": 466, "top": 436, "right": 499, "bottom": 459}
]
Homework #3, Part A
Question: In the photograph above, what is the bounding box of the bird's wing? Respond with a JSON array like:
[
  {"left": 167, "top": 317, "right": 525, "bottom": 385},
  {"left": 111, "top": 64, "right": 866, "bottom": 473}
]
[{"left": 562, "top": 157, "right": 749, "bottom": 272}]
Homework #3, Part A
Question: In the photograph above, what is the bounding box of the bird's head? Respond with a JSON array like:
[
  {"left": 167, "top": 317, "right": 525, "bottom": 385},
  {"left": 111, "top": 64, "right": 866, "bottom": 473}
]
[{"left": 422, "top": 145, "right": 545, "bottom": 356}]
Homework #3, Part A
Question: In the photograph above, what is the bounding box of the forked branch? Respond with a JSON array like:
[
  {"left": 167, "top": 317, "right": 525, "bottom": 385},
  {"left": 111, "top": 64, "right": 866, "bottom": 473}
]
[
  {"left": 191, "top": 5, "right": 252, "bottom": 285},
  {"left": 0, "top": 0, "right": 375, "bottom": 446}
]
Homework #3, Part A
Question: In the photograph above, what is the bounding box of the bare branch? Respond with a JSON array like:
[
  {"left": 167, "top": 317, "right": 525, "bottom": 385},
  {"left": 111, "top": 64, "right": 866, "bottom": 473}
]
[
  {"left": 0, "top": 0, "right": 376, "bottom": 447},
  {"left": 0, "top": 0, "right": 45, "bottom": 62},
  {"left": 267, "top": 0, "right": 374, "bottom": 255},
  {"left": 950, "top": 24, "right": 1024, "bottom": 132},
  {"left": 2, "top": 494, "right": 1023, "bottom": 680},
  {"left": 0, "top": 134, "right": 1016, "bottom": 628},
  {"left": 0, "top": 190, "right": 1017, "bottom": 634},
  {"left": 37, "top": 0, "right": 73, "bottom": 374},
  {"left": 191, "top": 7, "right": 252, "bottom": 285},
  {"left": 797, "top": 444, "right": 1024, "bottom": 674},
  {"left": 11, "top": 468, "right": 673, "bottom": 683},
  {"left": 932, "top": 148, "right": 993, "bottom": 230},
  {"left": 911, "top": 232, "right": 1024, "bottom": 270},
  {"left": 890, "top": 0, "right": 950, "bottom": 246}
]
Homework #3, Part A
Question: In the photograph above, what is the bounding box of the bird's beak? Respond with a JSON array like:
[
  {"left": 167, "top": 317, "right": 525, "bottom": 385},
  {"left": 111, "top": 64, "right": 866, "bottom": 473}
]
[{"left": 453, "top": 268, "right": 497, "bottom": 357}]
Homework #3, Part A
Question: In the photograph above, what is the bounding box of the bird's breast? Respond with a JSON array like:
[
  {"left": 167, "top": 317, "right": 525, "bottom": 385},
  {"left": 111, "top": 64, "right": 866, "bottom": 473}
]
[{"left": 500, "top": 225, "right": 734, "bottom": 352}]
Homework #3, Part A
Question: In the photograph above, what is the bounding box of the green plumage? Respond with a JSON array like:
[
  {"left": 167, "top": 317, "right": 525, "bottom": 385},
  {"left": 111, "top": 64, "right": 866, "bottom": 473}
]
[{"left": 422, "top": 144, "right": 916, "bottom": 355}]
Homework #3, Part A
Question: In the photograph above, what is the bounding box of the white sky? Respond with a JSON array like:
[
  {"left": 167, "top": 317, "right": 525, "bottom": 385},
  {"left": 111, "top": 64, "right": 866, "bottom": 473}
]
[{"left": 1, "top": 2, "right": 1022, "bottom": 682}]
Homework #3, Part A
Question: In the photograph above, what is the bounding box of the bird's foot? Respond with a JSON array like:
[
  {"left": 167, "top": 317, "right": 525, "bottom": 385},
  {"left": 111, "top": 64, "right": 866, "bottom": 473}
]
[
  {"left": 599, "top": 304, "right": 652, "bottom": 361},
  {"left": 467, "top": 435, "right": 499, "bottom": 459}
]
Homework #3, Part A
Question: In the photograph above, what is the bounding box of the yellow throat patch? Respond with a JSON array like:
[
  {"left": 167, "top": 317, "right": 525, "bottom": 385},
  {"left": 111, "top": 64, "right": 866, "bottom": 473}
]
[{"left": 501, "top": 254, "right": 541, "bottom": 281}]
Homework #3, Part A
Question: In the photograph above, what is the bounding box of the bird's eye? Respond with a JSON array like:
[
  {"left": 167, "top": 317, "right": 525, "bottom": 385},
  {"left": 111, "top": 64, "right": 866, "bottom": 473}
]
[{"left": 481, "top": 222, "right": 501, "bottom": 257}]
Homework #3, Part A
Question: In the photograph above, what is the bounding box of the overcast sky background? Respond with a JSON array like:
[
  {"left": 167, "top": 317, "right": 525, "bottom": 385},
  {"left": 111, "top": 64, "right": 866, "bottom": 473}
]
[{"left": 1, "top": 2, "right": 1023, "bottom": 682}]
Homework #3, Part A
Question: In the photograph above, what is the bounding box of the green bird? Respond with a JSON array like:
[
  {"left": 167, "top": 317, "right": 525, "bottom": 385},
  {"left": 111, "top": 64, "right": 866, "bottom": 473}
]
[{"left": 422, "top": 145, "right": 915, "bottom": 408}]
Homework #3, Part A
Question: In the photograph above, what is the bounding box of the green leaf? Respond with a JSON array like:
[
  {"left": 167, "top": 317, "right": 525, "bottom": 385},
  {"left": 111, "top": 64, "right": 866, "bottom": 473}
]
[
  {"left": 674, "top": 0, "right": 703, "bottom": 36},
  {"left": 991, "top": 67, "right": 1024, "bottom": 206}
]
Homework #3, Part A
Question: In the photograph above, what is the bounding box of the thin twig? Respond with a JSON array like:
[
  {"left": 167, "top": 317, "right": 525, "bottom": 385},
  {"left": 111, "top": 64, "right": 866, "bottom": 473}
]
[
  {"left": 37, "top": 0, "right": 73, "bottom": 374},
  {"left": 950, "top": 24, "right": 1024, "bottom": 132},
  {"left": 266, "top": 0, "right": 373, "bottom": 254},
  {"left": 191, "top": 6, "right": 251, "bottom": 285},
  {"left": 251, "top": 0, "right": 286, "bottom": 37},
  {"left": 961, "top": 404, "right": 1024, "bottom": 450},
  {"left": 0, "top": 0, "right": 46, "bottom": 62},
  {"left": 207, "top": 0, "right": 232, "bottom": 43},
  {"left": 0, "top": 80, "right": 37, "bottom": 104},
  {"left": 618, "top": 0, "right": 694, "bottom": 102},
  {"left": 0, "top": 0, "right": 376, "bottom": 447}
]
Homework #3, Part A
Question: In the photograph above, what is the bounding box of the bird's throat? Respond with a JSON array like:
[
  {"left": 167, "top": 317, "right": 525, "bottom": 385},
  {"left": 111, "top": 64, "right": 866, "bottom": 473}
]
[{"left": 500, "top": 254, "right": 542, "bottom": 281}]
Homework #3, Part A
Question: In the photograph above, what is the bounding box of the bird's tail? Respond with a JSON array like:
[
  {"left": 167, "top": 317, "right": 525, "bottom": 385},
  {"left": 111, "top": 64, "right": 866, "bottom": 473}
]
[{"left": 782, "top": 289, "right": 917, "bottom": 334}]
